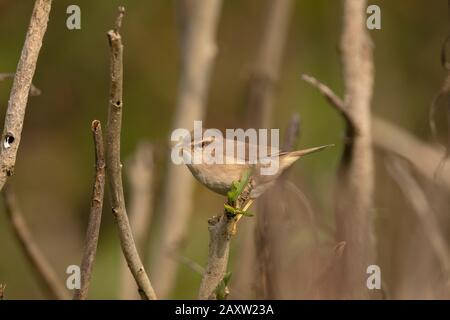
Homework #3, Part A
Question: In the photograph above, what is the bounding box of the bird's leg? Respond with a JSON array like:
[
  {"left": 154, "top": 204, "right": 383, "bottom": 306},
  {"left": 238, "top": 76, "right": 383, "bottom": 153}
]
[
  {"left": 241, "top": 199, "right": 254, "bottom": 212},
  {"left": 231, "top": 199, "right": 254, "bottom": 234}
]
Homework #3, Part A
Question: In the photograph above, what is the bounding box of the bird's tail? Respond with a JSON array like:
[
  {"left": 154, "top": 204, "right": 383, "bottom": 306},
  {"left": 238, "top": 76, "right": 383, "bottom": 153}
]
[
  {"left": 279, "top": 144, "right": 334, "bottom": 168},
  {"left": 288, "top": 144, "right": 334, "bottom": 158}
]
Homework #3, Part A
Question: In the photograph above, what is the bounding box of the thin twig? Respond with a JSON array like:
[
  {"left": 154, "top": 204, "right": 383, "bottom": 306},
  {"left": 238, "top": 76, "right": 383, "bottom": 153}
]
[
  {"left": 386, "top": 157, "right": 450, "bottom": 275},
  {"left": 0, "top": 0, "right": 52, "bottom": 191},
  {"left": 301, "top": 74, "right": 354, "bottom": 130},
  {"left": 0, "top": 73, "right": 41, "bottom": 96},
  {"left": 173, "top": 253, "right": 205, "bottom": 276},
  {"left": 312, "top": 241, "right": 346, "bottom": 299},
  {"left": 73, "top": 120, "right": 105, "bottom": 300},
  {"left": 279, "top": 113, "right": 302, "bottom": 181},
  {"left": 301, "top": 74, "right": 345, "bottom": 109},
  {"left": 283, "top": 113, "right": 301, "bottom": 152},
  {"left": 105, "top": 6, "right": 156, "bottom": 300},
  {"left": 152, "top": 0, "right": 223, "bottom": 298},
  {"left": 2, "top": 184, "right": 69, "bottom": 300},
  {"left": 301, "top": 76, "right": 450, "bottom": 193},
  {"left": 373, "top": 117, "right": 450, "bottom": 193},
  {"left": 119, "top": 142, "right": 154, "bottom": 299}
]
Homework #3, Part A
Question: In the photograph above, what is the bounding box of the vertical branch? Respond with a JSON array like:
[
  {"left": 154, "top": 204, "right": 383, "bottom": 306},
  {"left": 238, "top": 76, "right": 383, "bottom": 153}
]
[
  {"left": 197, "top": 215, "right": 233, "bottom": 300},
  {"left": 0, "top": 0, "right": 52, "bottom": 191},
  {"left": 2, "top": 185, "right": 69, "bottom": 300},
  {"left": 335, "top": 0, "right": 375, "bottom": 298},
  {"left": 282, "top": 113, "right": 301, "bottom": 152},
  {"left": 106, "top": 7, "right": 157, "bottom": 300},
  {"left": 301, "top": 0, "right": 375, "bottom": 298},
  {"left": 73, "top": 121, "right": 105, "bottom": 300},
  {"left": 152, "top": 0, "right": 223, "bottom": 298},
  {"left": 245, "top": 0, "right": 294, "bottom": 128},
  {"left": 242, "top": 0, "right": 294, "bottom": 299},
  {"left": 127, "top": 142, "right": 154, "bottom": 250},
  {"left": 198, "top": 181, "right": 254, "bottom": 300},
  {"left": 255, "top": 115, "right": 299, "bottom": 299},
  {"left": 119, "top": 142, "right": 154, "bottom": 299}
]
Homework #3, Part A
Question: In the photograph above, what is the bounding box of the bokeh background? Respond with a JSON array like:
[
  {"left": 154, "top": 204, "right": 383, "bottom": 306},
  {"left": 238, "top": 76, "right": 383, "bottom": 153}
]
[{"left": 0, "top": 0, "right": 448, "bottom": 299}]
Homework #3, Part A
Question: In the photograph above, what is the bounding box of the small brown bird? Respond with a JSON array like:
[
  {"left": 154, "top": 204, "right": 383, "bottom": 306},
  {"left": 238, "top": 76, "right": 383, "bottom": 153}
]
[{"left": 176, "top": 133, "right": 332, "bottom": 209}]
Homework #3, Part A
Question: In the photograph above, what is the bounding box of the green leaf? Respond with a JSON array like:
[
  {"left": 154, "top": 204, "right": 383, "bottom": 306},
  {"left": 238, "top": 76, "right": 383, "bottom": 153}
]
[
  {"left": 215, "top": 272, "right": 232, "bottom": 300},
  {"left": 240, "top": 210, "right": 254, "bottom": 217},
  {"left": 227, "top": 168, "right": 252, "bottom": 202},
  {"left": 224, "top": 204, "right": 237, "bottom": 215}
]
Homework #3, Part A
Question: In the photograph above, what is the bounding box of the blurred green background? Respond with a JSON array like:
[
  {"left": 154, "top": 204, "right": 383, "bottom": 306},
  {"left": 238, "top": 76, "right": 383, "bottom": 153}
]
[{"left": 0, "top": 0, "right": 447, "bottom": 299}]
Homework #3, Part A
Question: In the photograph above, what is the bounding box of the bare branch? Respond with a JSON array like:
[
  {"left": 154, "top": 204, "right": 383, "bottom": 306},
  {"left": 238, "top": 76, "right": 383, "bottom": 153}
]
[
  {"left": 173, "top": 253, "right": 205, "bottom": 276},
  {"left": 245, "top": 0, "right": 294, "bottom": 128},
  {"left": 373, "top": 117, "right": 450, "bottom": 193},
  {"left": 2, "top": 184, "right": 69, "bottom": 300},
  {"left": 282, "top": 113, "right": 301, "bottom": 152},
  {"left": 0, "top": 73, "right": 41, "bottom": 96},
  {"left": 198, "top": 214, "right": 235, "bottom": 300},
  {"left": 198, "top": 180, "right": 254, "bottom": 300},
  {"left": 300, "top": 75, "right": 450, "bottom": 192},
  {"left": 242, "top": 0, "right": 294, "bottom": 300},
  {"left": 329, "top": 0, "right": 376, "bottom": 299},
  {"left": 304, "top": 0, "right": 375, "bottom": 298},
  {"left": 333, "top": 0, "right": 376, "bottom": 299},
  {"left": 114, "top": 6, "right": 125, "bottom": 31},
  {"left": 311, "top": 241, "right": 346, "bottom": 299},
  {"left": 386, "top": 157, "right": 450, "bottom": 275},
  {"left": 0, "top": 0, "right": 52, "bottom": 191},
  {"left": 127, "top": 142, "right": 154, "bottom": 252},
  {"left": 152, "top": 0, "right": 223, "bottom": 298},
  {"left": 301, "top": 74, "right": 345, "bottom": 111},
  {"left": 73, "top": 120, "right": 105, "bottom": 300},
  {"left": 255, "top": 114, "right": 300, "bottom": 299},
  {"left": 119, "top": 142, "right": 154, "bottom": 300},
  {"left": 105, "top": 6, "right": 156, "bottom": 300},
  {"left": 233, "top": 0, "right": 294, "bottom": 296},
  {"left": 301, "top": 74, "right": 356, "bottom": 133}
]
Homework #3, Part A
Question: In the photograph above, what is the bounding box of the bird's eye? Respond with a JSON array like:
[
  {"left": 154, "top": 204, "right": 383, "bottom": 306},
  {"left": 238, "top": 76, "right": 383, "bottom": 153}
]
[{"left": 201, "top": 139, "right": 213, "bottom": 148}]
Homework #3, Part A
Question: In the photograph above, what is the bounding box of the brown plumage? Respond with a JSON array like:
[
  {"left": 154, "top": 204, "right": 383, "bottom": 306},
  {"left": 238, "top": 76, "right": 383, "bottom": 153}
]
[{"left": 176, "top": 133, "right": 332, "bottom": 199}]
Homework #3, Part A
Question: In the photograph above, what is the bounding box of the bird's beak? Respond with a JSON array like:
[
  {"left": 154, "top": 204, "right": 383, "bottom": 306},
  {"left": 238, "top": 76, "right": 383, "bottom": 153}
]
[{"left": 296, "top": 144, "right": 334, "bottom": 157}]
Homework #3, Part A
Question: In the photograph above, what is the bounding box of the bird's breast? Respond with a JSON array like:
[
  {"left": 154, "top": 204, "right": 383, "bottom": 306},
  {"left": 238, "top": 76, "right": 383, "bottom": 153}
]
[{"left": 186, "top": 163, "right": 245, "bottom": 196}]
